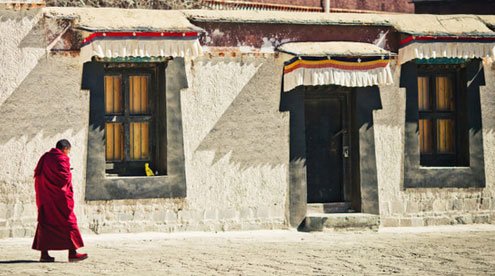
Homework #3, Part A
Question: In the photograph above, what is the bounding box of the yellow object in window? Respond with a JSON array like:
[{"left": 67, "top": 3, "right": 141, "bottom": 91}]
[{"left": 145, "top": 163, "right": 155, "bottom": 176}]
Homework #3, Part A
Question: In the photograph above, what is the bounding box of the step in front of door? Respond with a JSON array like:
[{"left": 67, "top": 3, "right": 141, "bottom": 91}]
[
  {"left": 299, "top": 213, "right": 380, "bottom": 232},
  {"left": 307, "top": 202, "right": 352, "bottom": 214}
]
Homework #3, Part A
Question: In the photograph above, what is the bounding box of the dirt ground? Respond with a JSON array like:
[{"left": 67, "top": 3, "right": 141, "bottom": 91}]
[{"left": 1, "top": 225, "right": 495, "bottom": 275}]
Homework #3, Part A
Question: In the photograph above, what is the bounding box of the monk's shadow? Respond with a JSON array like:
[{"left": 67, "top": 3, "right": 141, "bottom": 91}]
[{"left": 0, "top": 260, "right": 39, "bottom": 264}]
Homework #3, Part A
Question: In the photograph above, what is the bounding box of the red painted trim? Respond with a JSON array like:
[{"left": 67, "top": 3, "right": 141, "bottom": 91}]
[
  {"left": 400, "top": 35, "right": 495, "bottom": 45},
  {"left": 82, "top": 31, "right": 199, "bottom": 44}
]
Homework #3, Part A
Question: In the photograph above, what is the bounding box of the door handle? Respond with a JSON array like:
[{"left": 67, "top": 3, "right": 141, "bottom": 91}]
[
  {"left": 343, "top": 146, "right": 350, "bottom": 158},
  {"left": 332, "top": 129, "right": 347, "bottom": 139}
]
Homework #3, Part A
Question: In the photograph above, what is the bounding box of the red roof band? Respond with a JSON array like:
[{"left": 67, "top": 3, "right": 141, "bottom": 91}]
[
  {"left": 82, "top": 31, "right": 200, "bottom": 46},
  {"left": 400, "top": 35, "right": 495, "bottom": 46}
]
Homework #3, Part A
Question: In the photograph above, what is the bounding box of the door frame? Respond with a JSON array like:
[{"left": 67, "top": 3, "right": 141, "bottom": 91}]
[
  {"left": 283, "top": 85, "right": 369, "bottom": 227},
  {"left": 304, "top": 86, "right": 354, "bottom": 204}
]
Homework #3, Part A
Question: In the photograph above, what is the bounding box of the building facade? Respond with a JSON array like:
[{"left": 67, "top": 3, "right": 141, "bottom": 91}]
[{"left": 0, "top": 7, "right": 494, "bottom": 238}]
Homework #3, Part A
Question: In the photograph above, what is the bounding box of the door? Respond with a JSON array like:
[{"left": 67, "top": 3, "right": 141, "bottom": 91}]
[{"left": 304, "top": 87, "right": 350, "bottom": 203}]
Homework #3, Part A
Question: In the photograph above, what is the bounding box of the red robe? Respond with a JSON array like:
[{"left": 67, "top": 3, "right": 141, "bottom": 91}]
[{"left": 32, "top": 148, "right": 84, "bottom": 251}]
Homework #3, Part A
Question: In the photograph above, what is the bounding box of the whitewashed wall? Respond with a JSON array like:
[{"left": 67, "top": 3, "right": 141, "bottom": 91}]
[
  {"left": 1, "top": 9, "right": 494, "bottom": 239},
  {"left": 0, "top": 10, "right": 290, "bottom": 238},
  {"left": 82, "top": 55, "right": 290, "bottom": 234},
  {"left": 0, "top": 9, "right": 89, "bottom": 237}
]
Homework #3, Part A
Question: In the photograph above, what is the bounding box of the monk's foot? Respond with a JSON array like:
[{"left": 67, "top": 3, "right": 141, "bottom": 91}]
[
  {"left": 40, "top": 256, "right": 55, "bottom": 262},
  {"left": 69, "top": 252, "right": 88, "bottom": 262},
  {"left": 40, "top": 251, "right": 54, "bottom": 262}
]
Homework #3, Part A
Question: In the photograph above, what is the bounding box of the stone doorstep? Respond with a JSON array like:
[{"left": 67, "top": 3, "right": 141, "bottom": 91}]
[
  {"left": 306, "top": 202, "right": 353, "bottom": 214},
  {"left": 300, "top": 213, "right": 380, "bottom": 232}
]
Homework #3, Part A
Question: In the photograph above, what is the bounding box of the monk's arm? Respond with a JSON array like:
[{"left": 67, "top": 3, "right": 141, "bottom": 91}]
[{"left": 54, "top": 156, "right": 72, "bottom": 187}]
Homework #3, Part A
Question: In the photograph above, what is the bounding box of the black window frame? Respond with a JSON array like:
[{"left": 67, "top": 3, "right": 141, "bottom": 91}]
[
  {"left": 103, "top": 64, "right": 159, "bottom": 176},
  {"left": 84, "top": 58, "right": 188, "bottom": 200},
  {"left": 401, "top": 59, "right": 485, "bottom": 189},
  {"left": 417, "top": 64, "right": 469, "bottom": 167}
]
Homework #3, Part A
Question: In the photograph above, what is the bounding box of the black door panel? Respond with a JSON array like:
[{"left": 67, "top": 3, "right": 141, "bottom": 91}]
[{"left": 305, "top": 88, "right": 349, "bottom": 203}]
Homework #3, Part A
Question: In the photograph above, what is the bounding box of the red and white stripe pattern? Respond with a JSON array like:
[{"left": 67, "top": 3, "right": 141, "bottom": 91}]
[
  {"left": 398, "top": 35, "right": 495, "bottom": 64},
  {"left": 80, "top": 31, "right": 203, "bottom": 61}
]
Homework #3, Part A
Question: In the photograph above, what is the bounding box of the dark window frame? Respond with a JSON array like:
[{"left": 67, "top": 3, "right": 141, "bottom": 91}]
[
  {"left": 417, "top": 64, "right": 469, "bottom": 167},
  {"left": 401, "top": 59, "right": 485, "bottom": 189},
  {"left": 84, "top": 58, "right": 188, "bottom": 200},
  {"left": 104, "top": 64, "right": 159, "bottom": 176}
]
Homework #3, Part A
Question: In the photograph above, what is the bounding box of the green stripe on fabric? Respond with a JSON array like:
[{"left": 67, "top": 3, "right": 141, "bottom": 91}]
[
  {"left": 93, "top": 56, "right": 171, "bottom": 62},
  {"left": 415, "top": 58, "right": 469, "bottom": 64}
]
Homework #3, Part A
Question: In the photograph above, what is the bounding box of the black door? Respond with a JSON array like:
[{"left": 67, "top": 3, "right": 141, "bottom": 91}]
[{"left": 305, "top": 87, "right": 350, "bottom": 203}]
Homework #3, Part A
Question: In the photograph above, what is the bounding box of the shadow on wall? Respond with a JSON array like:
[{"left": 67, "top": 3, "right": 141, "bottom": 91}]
[
  {"left": 475, "top": 61, "right": 495, "bottom": 135},
  {"left": 16, "top": 10, "right": 46, "bottom": 49},
  {"left": 0, "top": 54, "right": 87, "bottom": 145},
  {"left": 17, "top": 10, "right": 76, "bottom": 51},
  {"left": 0, "top": 9, "right": 84, "bottom": 145},
  {"left": 0, "top": 9, "right": 74, "bottom": 106},
  {"left": 467, "top": 61, "right": 486, "bottom": 134},
  {"left": 195, "top": 61, "right": 288, "bottom": 171}
]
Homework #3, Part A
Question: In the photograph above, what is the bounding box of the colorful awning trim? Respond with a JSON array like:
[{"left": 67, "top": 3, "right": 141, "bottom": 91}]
[
  {"left": 398, "top": 35, "right": 495, "bottom": 64},
  {"left": 284, "top": 56, "right": 391, "bottom": 73},
  {"left": 80, "top": 31, "right": 203, "bottom": 61},
  {"left": 283, "top": 56, "right": 393, "bottom": 91}
]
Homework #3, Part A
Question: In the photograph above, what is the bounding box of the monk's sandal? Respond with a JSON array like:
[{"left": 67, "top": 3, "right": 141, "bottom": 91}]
[
  {"left": 40, "top": 256, "right": 55, "bottom": 262},
  {"left": 69, "top": 253, "right": 88, "bottom": 262}
]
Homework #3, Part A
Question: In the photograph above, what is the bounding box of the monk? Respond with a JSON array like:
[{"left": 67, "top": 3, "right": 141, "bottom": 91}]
[{"left": 32, "top": 139, "right": 88, "bottom": 262}]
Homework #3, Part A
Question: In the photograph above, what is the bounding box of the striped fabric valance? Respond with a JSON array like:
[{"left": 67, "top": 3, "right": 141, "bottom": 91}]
[
  {"left": 80, "top": 31, "right": 203, "bottom": 61},
  {"left": 283, "top": 56, "right": 393, "bottom": 91},
  {"left": 398, "top": 35, "right": 495, "bottom": 65}
]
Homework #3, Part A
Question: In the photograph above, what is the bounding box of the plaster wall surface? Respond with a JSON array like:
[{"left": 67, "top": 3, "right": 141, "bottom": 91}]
[
  {"left": 374, "top": 61, "right": 495, "bottom": 227},
  {"left": 181, "top": 55, "right": 289, "bottom": 227},
  {"left": 82, "top": 55, "right": 291, "bottom": 234},
  {"left": 0, "top": 52, "right": 89, "bottom": 238},
  {"left": 0, "top": 8, "right": 290, "bottom": 238},
  {"left": 0, "top": 10, "right": 46, "bottom": 106},
  {"left": 2, "top": 10, "right": 494, "bottom": 238}
]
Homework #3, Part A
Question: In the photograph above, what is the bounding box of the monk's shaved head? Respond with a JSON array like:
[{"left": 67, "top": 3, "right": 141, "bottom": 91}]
[{"left": 56, "top": 139, "right": 71, "bottom": 150}]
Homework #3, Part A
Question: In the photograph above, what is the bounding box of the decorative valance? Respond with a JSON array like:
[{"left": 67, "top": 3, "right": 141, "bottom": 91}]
[
  {"left": 398, "top": 35, "right": 495, "bottom": 65},
  {"left": 278, "top": 41, "right": 394, "bottom": 91},
  {"left": 282, "top": 56, "right": 393, "bottom": 91},
  {"left": 80, "top": 31, "right": 203, "bottom": 62}
]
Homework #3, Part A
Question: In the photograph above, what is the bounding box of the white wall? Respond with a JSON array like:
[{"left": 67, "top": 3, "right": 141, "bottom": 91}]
[{"left": 0, "top": 8, "right": 290, "bottom": 238}]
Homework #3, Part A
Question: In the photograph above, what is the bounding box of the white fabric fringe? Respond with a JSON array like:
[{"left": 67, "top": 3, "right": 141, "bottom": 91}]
[
  {"left": 80, "top": 39, "right": 203, "bottom": 61},
  {"left": 398, "top": 42, "right": 495, "bottom": 64},
  {"left": 283, "top": 63, "right": 394, "bottom": 92}
]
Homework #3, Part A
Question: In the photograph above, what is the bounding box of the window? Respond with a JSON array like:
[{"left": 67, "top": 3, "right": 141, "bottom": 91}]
[
  {"left": 84, "top": 59, "right": 188, "bottom": 200},
  {"left": 401, "top": 60, "right": 484, "bottom": 188},
  {"left": 104, "top": 66, "right": 157, "bottom": 176},
  {"left": 417, "top": 65, "right": 468, "bottom": 167}
]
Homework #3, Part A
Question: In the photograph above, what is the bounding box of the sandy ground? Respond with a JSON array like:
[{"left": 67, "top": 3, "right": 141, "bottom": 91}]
[{"left": 1, "top": 225, "right": 495, "bottom": 275}]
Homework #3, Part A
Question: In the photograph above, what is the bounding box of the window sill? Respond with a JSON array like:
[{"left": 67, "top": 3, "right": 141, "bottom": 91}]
[
  {"left": 105, "top": 175, "right": 168, "bottom": 180},
  {"left": 85, "top": 174, "right": 185, "bottom": 200},
  {"left": 418, "top": 166, "right": 470, "bottom": 170}
]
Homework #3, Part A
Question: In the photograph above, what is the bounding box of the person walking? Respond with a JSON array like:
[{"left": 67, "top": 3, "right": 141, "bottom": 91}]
[{"left": 32, "top": 139, "right": 88, "bottom": 262}]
